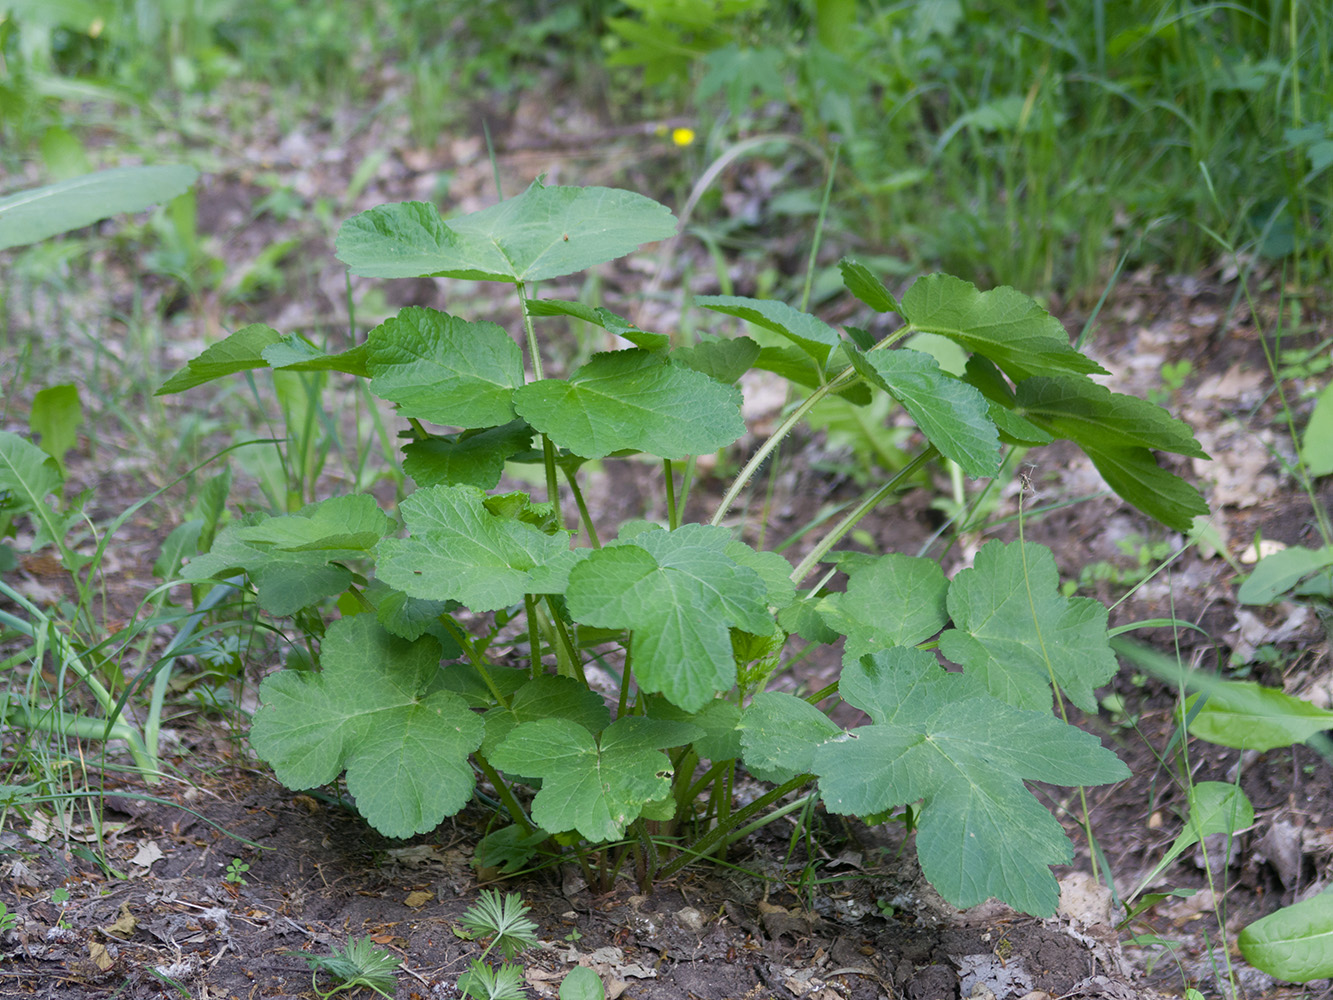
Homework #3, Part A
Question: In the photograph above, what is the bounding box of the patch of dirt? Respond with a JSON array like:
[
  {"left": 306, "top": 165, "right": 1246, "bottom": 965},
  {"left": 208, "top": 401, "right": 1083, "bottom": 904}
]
[{"left": 0, "top": 752, "right": 1155, "bottom": 1000}]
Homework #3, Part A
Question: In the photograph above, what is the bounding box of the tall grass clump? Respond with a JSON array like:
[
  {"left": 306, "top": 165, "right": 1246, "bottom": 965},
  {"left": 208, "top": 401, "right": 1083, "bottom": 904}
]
[{"left": 605, "top": 0, "right": 1333, "bottom": 294}]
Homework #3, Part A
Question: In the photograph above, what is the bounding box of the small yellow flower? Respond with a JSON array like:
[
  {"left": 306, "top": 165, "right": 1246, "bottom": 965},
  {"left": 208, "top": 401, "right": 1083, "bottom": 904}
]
[{"left": 671, "top": 127, "right": 696, "bottom": 148}]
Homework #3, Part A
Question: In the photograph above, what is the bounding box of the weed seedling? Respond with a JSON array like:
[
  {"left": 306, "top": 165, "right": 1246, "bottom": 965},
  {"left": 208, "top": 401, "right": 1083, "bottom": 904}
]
[
  {"left": 223, "top": 858, "right": 250, "bottom": 884},
  {"left": 455, "top": 889, "right": 540, "bottom": 1000},
  {"left": 290, "top": 935, "right": 401, "bottom": 1000}
]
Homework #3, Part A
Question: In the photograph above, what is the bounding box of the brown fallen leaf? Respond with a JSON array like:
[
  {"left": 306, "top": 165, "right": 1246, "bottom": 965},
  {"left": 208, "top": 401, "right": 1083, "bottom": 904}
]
[
  {"left": 404, "top": 890, "right": 433, "bottom": 908},
  {"left": 100, "top": 903, "right": 137, "bottom": 939},
  {"left": 88, "top": 940, "right": 115, "bottom": 972}
]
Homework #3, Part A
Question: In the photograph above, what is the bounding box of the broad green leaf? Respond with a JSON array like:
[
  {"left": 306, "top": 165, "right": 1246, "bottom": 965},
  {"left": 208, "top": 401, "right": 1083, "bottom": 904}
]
[
  {"left": 480, "top": 675, "right": 611, "bottom": 758},
  {"left": 1238, "top": 545, "right": 1333, "bottom": 605},
  {"left": 962, "top": 356, "right": 1055, "bottom": 445},
  {"left": 367, "top": 308, "right": 524, "bottom": 427},
  {"left": 249, "top": 615, "right": 483, "bottom": 839},
  {"left": 819, "top": 554, "right": 948, "bottom": 659},
  {"left": 0, "top": 165, "right": 198, "bottom": 251},
  {"left": 490, "top": 716, "right": 700, "bottom": 842},
  {"left": 376, "top": 484, "right": 572, "bottom": 612},
  {"left": 335, "top": 181, "right": 677, "bottom": 282},
  {"left": 672, "top": 336, "right": 762, "bottom": 384},
  {"left": 180, "top": 496, "right": 390, "bottom": 615},
  {"left": 29, "top": 384, "right": 82, "bottom": 471},
  {"left": 560, "top": 965, "right": 607, "bottom": 1000},
  {"left": 527, "top": 299, "right": 669, "bottom": 352},
  {"left": 698, "top": 295, "right": 842, "bottom": 365},
  {"left": 157, "top": 324, "right": 283, "bottom": 394},
  {"left": 1239, "top": 887, "right": 1333, "bottom": 982},
  {"left": 1301, "top": 381, "right": 1333, "bottom": 477},
  {"left": 815, "top": 648, "right": 1129, "bottom": 915},
  {"left": 850, "top": 348, "right": 1001, "bottom": 478},
  {"left": 1015, "top": 377, "right": 1207, "bottom": 458},
  {"left": 402, "top": 421, "right": 534, "bottom": 490},
  {"left": 565, "top": 524, "right": 772, "bottom": 711},
  {"left": 900, "top": 274, "right": 1106, "bottom": 379},
  {"left": 938, "top": 540, "right": 1115, "bottom": 714},
  {"left": 513, "top": 350, "right": 744, "bottom": 460},
  {"left": 1077, "top": 439, "right": 1211, "bottom": 533},
  {"left": 0, "top": 430, "right": 66, "bottom": 552},
  {"left": 839, "top": 258, "right": 901, "bottom": 313},
  {"left": 1185, "top": 681, "right": 1333, "bottom": 751},
  {"left": 740, "top": 692, "right": 841, "bottom": 782}
]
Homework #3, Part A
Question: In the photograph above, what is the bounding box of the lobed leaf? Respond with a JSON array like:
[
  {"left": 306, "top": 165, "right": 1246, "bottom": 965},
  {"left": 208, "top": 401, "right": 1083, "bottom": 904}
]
[
  {"left": 366, "top": 307, "right": 524, "bottom": 428},
  {"left": 401, "top": 421, "right": 534, "bottom": 490},
  {"left": 900, "top": 274, "right": 1106, "bottom": 380},
  {"left": 850, "top": 348, "right": 1001, "bottom": 478},
  {"left": 814, "top": 648, "right": 1128, "bottom": 915},
  {"left": 938, "top": 540, "right": 1117, "bottom": 714},
  {"left": 565, "top": 524, "right": 772, "bottom": 711},
  {"left": 376, "top": 484, "right": 572, "bottom": 612},
  {"left": 490, "top": 716, "right": 700, "bottom": 842},
  {"left": 480, "top": 675, "right": 611, "bottom": 758},
  {"left": 249, "top": 615, "right": 483, "bottom": 839},
  {"left": 819, "top": 553, "right": 949, "bottom": 660},
  {"left": 739, "top": 691, "right": 841, "bottom": 782},
  {"left": 513, "top": 349, "right": 744, "bottom": 460},
  {"left": 336, "top": 181, "right": 677, "bottom": 282}
]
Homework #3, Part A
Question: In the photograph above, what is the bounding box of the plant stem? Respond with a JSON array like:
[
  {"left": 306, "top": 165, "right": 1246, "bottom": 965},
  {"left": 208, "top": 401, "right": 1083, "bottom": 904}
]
[
  {"left": 660, "top": 773, "right": 814, "bottom": 880},
  {"left": 440, "top": 617, "right": 511, "bottom": 709},
  {"left": 516, "top": 282, "right": 563, "bottom": 525},
  {"left": 788, "top": 447, "right": 937, "bottom": 584},
  {"left": 663, "top": 460, "right": 678, "bottom": 530},
  {"left": 563, "top": 466, "right": 601, "bottom": 548},
  {"left": 473, "top": 754, "right": 534, "bottom": 835}
]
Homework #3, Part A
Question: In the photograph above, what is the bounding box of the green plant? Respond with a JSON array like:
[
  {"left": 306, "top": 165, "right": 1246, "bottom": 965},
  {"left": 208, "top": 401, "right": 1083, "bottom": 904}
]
[
  {"left": 0, "top": 900, "right": 17, "bottom": 933},
  {"left": 455, "top": 889, "right": 541, "bottom": 1000},
  {"left": 224, "top": 858, "right": 250, "bottom": 884},
  {"left": 291, "top": 935, "right": 401, "bottom": 1000},
  {"left": 160, "top": 179, "right": 1211, "bottom": 917}
]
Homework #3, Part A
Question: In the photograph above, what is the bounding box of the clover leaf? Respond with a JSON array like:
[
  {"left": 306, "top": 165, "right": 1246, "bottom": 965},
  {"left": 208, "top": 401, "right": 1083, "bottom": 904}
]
[
  {"left": 565, "top": 524, "right": 772, "bottom": 711},
  {"left": 814, "top": 647, "right": 1129, "bottom": 915},
  {"left": 938, "top": 540, "right": 1117, "bottom": 713},
  {"left": 249, "top": 615, "right": 483, "bottom": 839},
  {"left": 490, "top": 716, "right": 701, "bottom": 842}
]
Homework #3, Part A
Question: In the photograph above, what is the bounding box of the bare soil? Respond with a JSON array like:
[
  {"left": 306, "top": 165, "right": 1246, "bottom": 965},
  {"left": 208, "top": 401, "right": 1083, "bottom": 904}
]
[{"left": 2, "top": 75, "right": 1332, "bottom": 1000}]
